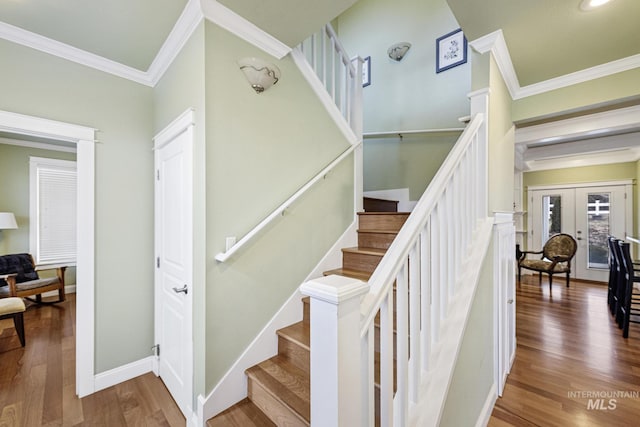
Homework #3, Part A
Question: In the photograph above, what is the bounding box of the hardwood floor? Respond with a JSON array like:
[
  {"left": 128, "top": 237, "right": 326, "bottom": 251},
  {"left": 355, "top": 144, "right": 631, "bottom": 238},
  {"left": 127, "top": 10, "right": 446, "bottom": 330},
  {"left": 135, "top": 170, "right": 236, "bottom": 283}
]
[
  {"left": 0, "top": 294, "right": 184, "bottom": 426},
  {"left": 4, "top": 277, "right": 638, "bottom": 426},
  {"left": 490, "top": 276, "right": 640, "bottom": 427}
]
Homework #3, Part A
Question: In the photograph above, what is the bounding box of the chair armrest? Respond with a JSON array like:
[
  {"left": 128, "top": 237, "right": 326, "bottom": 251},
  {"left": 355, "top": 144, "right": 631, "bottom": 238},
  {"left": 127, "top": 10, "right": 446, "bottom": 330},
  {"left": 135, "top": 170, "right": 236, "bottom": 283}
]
[
  {"left": 0, "top": 273, "right": 18, "bottom": 296},
  {"left": 520, "top": 250, "right": 543, "bottom": 255},
  {"left": 518, "top": 250, "right": 543, "bottom": 262},
  {"left": 34, "top": 263, "right": 74, "bottom": 272}
]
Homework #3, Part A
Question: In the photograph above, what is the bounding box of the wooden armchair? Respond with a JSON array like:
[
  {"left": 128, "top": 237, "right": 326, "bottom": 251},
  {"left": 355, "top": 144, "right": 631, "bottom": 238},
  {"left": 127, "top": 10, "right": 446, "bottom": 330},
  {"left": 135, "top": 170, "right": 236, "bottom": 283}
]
[
  {"left": 0, "top": 253, "right": 67, "bottom": 304},
  {"left": 517, "top": 233, "right": 578, "bottom": 290}
]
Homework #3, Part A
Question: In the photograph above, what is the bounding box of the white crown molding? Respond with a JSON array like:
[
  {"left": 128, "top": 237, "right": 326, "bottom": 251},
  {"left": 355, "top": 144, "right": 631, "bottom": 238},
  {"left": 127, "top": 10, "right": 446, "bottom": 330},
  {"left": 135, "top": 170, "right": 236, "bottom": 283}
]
[
  {"left": 524, "top": 147, "right": 640, "bottom": 171},
  {"left": 470, "top": 30, "right": 640, "bottom": 100},
  {"left": 514, "top": 104, "right": 640, "bottom": 146},
  {"left": 0, "top": 21, "right": 153, "bottom": 87},
  {"left": 0, "top": 0, "right": 290, "bottom": 87},
  {"left": 147, "top": 0, "right": 204, "bottom": 86},
  {"left": 200, "top": 0, "right": 291, "bottom": 60},
  {"left": 469, "top": 30, "right": 520, "bottom": 99}
]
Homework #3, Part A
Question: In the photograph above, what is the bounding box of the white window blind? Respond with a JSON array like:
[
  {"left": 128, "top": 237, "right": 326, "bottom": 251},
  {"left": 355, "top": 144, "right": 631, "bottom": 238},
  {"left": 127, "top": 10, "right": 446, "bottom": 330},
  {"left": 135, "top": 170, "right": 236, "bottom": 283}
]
[{"left": 30, "top": 157, "right": 77, "bottom": 265}]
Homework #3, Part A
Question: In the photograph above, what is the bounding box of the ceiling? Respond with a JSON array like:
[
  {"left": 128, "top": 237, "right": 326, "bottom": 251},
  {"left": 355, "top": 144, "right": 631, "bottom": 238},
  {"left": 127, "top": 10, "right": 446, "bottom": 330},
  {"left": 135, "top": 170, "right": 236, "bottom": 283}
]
[
  {"left": 0, "top": 0, "right": 638, "bottom": 168},
  {"left": 446, "top": 0, "right": 640, "bottom": 87}
]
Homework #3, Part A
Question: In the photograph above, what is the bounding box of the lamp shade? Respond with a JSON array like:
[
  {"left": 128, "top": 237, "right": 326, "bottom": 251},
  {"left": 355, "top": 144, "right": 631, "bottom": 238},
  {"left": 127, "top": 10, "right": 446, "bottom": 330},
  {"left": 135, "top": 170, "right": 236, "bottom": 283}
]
[
  {"left": 237, "top": 57, "right": 281, "bottom": 94},
  {"left": 0, "top": 212, "right": 18, "bottom": 229}
]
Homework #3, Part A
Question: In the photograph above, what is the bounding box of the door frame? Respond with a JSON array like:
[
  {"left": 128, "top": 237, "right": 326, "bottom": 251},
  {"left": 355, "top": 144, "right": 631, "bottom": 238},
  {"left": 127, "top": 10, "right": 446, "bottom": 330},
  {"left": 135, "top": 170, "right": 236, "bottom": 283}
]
[
  {"left": 153, "top": 109, "right": 195, "bottom": 417},
  {"left": 527, "top": 180, "right": 633, "bottom": 279},
  {"left": 0, "top": 109, "right": 96, "bottom": 397}
]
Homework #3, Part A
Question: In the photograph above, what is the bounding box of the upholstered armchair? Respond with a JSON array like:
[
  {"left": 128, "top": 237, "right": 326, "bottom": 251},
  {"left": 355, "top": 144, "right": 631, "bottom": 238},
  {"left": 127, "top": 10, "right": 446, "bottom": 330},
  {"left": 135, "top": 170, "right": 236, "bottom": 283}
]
[
  {"left": 517, "top": 234, "right": 578, "bottom": 290},
  {"left": 0, "top": 253, "right": 67, "bottom": 304}
]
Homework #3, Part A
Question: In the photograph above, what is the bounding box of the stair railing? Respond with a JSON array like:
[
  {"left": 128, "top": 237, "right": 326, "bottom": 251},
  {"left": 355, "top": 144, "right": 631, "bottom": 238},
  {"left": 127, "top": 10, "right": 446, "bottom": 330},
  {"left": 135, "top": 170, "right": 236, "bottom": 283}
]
[
  {"left": 294, "top": 24, "right": 364, "bottom": 139},
  {"left": 302, "top": 90, "right": 492, "bottom": 426}
]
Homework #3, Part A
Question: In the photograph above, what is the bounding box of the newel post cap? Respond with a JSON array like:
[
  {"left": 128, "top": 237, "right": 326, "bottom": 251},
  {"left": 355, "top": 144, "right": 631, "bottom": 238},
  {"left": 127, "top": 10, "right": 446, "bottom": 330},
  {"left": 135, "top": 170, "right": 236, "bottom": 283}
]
[{"left": 300, "top": 274, "right": 369, "bottom": 305}]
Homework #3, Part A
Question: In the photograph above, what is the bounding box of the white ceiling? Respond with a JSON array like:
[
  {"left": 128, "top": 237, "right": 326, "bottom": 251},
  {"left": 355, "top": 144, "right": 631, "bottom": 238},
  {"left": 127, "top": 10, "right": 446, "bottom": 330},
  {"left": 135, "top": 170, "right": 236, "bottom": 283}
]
[{"left": 0, "top": 0, "right": 638, "bottom": 169}]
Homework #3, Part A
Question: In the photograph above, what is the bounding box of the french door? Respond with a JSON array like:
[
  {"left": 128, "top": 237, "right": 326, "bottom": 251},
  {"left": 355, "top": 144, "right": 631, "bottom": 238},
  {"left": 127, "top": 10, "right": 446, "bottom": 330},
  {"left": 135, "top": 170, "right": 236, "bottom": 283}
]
[{"left": 529, "top": 182, "right": 632, "bottom": 282}]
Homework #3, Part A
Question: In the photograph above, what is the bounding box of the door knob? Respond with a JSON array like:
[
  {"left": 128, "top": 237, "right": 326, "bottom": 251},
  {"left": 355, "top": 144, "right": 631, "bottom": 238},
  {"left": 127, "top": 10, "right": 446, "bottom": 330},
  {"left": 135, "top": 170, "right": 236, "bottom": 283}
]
[
  {"left": 173, "top": 285, "right": 188, "bottom": 295},
  {"left": 576, "top": 237, "right": 583, "bottom": 240}
]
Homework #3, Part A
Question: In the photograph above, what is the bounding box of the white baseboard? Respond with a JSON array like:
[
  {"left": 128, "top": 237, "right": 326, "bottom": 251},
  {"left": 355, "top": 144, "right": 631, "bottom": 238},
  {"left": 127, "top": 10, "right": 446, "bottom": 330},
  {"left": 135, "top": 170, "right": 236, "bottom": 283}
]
[
  {"left": 197, "top": 220, "right": 358, "bottom": 425},
  {"left": 475, "top": 382, "right": 498, "bottom": 427},
  {"left": 94, "top": 356, "right": 155, "bottom": 392}
]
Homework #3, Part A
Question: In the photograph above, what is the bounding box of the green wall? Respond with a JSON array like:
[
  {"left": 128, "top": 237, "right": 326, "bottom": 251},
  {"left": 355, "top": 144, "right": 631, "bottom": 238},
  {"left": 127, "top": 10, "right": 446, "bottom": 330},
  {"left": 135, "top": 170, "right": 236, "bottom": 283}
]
[
  {"left": 523, "top": 162, "right": 637, "bottom": 188},
  {"left": 488, "top": 55, "right": 515, "bottom": 213},
  {"left": 441, "top": 238, "right": 494, "bottom": 426},
  {"left": 363, "top": 132, "right": 459, "bottom": 199},
  {"left": 336, "top": 0, "right": 471, "bottom": 132},
  {"left": 203, "top": 22, "right": 355, "bottom": 391},
  {"left": 336, "top": 0, "right": 470, "bottom": 198},
  {"left": 0, "top": 38, "right": 155, "bottom": 373},
  {"left": 512, "top": 68, "right": 640, "bottom": 123}
]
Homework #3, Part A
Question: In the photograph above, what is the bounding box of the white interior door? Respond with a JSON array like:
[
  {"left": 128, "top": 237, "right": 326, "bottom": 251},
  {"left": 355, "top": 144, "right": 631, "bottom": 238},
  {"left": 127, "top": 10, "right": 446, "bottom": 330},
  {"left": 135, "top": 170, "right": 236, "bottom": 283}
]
[
  {"left": 529, "top": 182, "right": 631, "bottom": 282},
  {"left": 154, "top": 112, "right": 194, "bottom": 419}
]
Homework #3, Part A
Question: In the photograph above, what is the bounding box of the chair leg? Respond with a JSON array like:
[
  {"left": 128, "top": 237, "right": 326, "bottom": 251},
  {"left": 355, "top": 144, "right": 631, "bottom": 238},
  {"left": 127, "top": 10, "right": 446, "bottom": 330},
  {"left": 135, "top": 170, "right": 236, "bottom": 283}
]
[
  {"left": 549, "top": 274, "right": 553, "bottom": 291},
  {"left": 539, "top": 272, "right": 542, "bottom": 285},
  {"left": 566, "top": 272, "right": 570, "bottom": 287},
  {"left": 13, "top": 312, "right": 25, "bottom": 347},
  {"left": 518, "top": 266, "right": 521, "bottom": 283}
]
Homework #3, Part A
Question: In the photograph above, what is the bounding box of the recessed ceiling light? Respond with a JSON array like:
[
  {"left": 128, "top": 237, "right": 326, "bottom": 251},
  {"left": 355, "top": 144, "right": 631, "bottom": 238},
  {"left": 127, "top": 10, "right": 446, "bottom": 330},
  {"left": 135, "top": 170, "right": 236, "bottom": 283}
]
[{"left": 580, "top": 0, "right": 613, "bottom": 11}]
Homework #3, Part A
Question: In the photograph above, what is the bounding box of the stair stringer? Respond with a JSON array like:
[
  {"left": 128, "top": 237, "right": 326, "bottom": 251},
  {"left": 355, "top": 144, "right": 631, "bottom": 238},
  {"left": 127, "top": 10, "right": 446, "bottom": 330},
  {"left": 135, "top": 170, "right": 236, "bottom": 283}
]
[
  {"left": 409, "top": 217, "right": 494, "bottom": 427},
  {"left": 196, "top": 219, "right": 358, "bottom": 426}
]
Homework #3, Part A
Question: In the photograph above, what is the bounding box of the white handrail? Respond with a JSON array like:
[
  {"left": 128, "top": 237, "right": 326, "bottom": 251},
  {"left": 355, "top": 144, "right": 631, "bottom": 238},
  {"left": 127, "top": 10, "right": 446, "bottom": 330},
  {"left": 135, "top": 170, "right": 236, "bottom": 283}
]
[
  {"left": 360, "top": 114, "right": 484, "bottom": 333},
  {"left": 215, "top": 142, "right": 360, "bottom": 262},
  {"left": 302, "top": 88, "right": 491, "bottom": 426}
]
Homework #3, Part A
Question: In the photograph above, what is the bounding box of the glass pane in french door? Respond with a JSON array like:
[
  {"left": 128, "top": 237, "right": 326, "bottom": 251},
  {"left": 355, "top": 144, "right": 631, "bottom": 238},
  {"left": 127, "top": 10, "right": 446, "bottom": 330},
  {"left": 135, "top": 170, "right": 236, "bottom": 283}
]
[
  {"left": 542, "top": 195, "right": 562, "bottom": 242},
  {"left": 586, "top": 192, "right": 610, "bottom": 269}
]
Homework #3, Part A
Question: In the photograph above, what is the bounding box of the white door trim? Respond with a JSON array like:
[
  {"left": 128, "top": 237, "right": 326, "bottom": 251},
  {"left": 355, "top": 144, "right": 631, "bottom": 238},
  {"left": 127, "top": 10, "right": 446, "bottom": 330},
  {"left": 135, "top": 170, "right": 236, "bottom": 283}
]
[
  {"left": 153, "top": 108, "right": 195, "bottom": 419},
  {"left": 0, "top": 109, "right": 96, "bottom": 397}
]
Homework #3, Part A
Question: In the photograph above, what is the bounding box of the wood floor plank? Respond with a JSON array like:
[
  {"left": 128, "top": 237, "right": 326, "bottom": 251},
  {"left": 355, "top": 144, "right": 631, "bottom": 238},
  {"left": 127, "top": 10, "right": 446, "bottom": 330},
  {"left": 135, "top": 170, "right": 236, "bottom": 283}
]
[
  {"left": 0, "top": 295, "right": 185, "bottom": 426},
  {"left": 490, "top": 276, "right": 640, "bottom": 426}
]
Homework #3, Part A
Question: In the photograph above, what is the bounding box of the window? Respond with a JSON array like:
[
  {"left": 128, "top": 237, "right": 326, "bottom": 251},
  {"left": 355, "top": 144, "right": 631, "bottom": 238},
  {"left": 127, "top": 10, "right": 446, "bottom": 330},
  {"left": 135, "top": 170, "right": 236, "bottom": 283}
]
[{"left": 30, "top": 157, "right": 77, "bottom": 265}]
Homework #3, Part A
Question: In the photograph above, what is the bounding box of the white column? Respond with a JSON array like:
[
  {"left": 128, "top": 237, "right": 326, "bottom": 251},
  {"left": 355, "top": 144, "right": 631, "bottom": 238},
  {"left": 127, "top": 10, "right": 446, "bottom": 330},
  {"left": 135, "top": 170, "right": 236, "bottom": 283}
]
[{"left": 300, "top": 275, "right": 369, "bottom": 427}]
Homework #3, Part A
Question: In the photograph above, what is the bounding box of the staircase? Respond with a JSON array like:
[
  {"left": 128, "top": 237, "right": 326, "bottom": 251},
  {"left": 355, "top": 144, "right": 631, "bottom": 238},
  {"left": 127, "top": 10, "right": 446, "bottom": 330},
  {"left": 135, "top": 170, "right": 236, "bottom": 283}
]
[{"left": 207, "top": 210, "right": 409, "bottom": 427}]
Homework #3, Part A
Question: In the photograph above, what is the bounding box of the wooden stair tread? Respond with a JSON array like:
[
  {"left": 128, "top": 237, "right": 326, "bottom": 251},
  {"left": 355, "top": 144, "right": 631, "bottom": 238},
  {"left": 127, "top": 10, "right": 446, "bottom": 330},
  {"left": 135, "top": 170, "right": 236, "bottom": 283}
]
[
  {"left": 246, "top": 355, "right": 310, "bottom": 424},
  {"left": 323, "top": 268, "right": 372, "bottom": 281},
  {"left": 207, "top": 398, "right": 276, "bottom": 427},
  {"left": 357, "top": 229, "right": 399, "bottom": 234},
  {"left": 277, "top": 321, "right": 310, "bottom": 350},
  {"left": 357, "top": 212, "right": 411, "bottom": 216},
  {"left": 342, "top": 247, "right": 387, "bottom": 256}
]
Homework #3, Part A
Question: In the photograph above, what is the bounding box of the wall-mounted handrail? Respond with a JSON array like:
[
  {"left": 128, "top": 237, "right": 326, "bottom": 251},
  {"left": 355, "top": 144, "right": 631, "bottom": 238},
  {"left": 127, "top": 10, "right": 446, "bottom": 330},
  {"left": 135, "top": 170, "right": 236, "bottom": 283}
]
[{"left": 215, "top": 142, "right": 360, "bottom": 262}]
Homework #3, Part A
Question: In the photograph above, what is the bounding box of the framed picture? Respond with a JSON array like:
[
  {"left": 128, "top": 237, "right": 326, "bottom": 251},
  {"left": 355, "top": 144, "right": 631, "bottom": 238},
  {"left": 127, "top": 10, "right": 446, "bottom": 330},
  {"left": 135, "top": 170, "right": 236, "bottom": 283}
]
[
  {"left": 436, "top": 29, "right": 467, "bottom": 73},
  {"left": 362, "top": 56, "right": 371, "bottom": 87}
]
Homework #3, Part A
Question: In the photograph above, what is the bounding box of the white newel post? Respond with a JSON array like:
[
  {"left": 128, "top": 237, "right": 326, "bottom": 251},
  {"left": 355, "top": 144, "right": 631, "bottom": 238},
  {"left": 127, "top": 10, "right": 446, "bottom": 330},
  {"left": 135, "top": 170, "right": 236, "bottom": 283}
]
[
  {"left": 351, "top": 55, "right": 364, "bottom": 213},
  {"left": 300, "top": 275, "right": 368, "bottom": 427}
]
